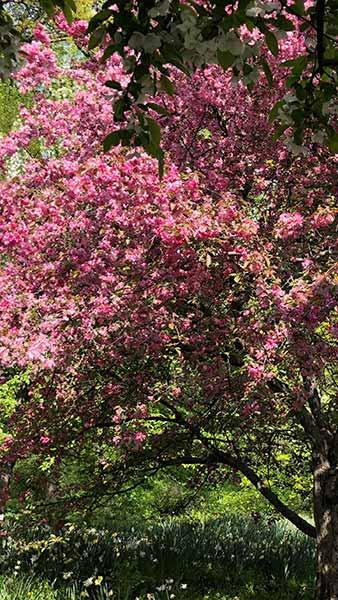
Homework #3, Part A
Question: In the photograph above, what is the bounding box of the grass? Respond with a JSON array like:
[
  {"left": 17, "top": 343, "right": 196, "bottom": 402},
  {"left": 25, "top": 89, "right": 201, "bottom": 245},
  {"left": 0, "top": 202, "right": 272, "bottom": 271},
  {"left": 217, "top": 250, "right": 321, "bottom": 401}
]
[
  {"left": 0, "top": 516, "right": 315, "bottom": 599},
  {"left": 0, "top": 576, "right": 56, "bottom": 600},
  {"left": 0, "top": 576, "right": 315, "bottom": 600}
]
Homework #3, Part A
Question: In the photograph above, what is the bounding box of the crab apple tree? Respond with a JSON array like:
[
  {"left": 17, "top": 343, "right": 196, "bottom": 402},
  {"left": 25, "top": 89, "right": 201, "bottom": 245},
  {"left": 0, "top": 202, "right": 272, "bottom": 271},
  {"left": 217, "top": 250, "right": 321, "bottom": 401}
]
[{"left": 0, "top": 21, "right": 337, "bottom": 600}]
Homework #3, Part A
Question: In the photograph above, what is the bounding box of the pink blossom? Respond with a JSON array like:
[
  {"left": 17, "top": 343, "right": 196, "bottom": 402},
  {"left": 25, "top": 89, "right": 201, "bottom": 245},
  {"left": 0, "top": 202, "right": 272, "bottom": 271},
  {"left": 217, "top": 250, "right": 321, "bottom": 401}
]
[
  {"left": 134, "top": 431, "right": 147, "bottom": 447},
  {"left": 274, "top": 212, "right": 304, "bottom": 239},
  {"left": 40, "top": 436, "right": 50, "bottom": 445},
  {"left": 311, "top": 207, "right": 336, "bottom": 229},
  {"left": 247, "top": 363, "right": 266, "bottom": 381},
  {"left": 33, "top": 25, "right": 51, "bottom": 45},
  {"left": 112, "top": 406, "right": 124, "bottom": 423}
]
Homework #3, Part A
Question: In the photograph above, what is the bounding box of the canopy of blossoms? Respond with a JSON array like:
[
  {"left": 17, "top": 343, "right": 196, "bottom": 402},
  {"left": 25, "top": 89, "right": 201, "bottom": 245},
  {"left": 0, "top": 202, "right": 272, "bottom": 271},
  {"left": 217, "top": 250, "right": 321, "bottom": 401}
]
[{"left": 0, "top": 18, "right": 336, "bottom": 508}]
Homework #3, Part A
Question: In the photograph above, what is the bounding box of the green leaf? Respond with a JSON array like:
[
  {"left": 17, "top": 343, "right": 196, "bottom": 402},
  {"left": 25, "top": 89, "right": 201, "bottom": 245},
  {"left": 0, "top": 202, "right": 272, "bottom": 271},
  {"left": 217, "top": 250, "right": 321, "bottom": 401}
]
[
  {"left": 119, "top": 129, "right": 133, "bottom": 146},
  {"left": 282, "top": 55, "right": 308, "bottom": 78},
  {"left": 105, "top": 80, "right": 122, "bottom": 90},
  {"left": 261, "top": 58, "right": 273, "bottom": 87},
  {"left": 114, "top": 98, "right": 126, "bottom": 121},
  {"left": 146, "top": 116, "right": 161, "bottom": 146},
  {"left": 103, "top": 129, "right": 132, "bottom": 151},
  {"left": 159, "top": 75, "right": 175, "bottom": 96},
  {"left": 328, "top": 132, "right": 338, "bottom": 153},
  {"left": 288, "top": 0, "right": 305, "bottom": 16},
  {"left": 198, "top": 128, "right": 212, "bottom": 139},
  {"left": 63, "top": 1, "right": 75, "bottom": 24},
  {"left": 160, "top": 45, "right": 191, "bottom": 76},
  {"left": 158, "top": 150, "right": 165, "bottom": 179},
  {"left": 238, "top": 0, "right": 252, "bottom": 11},
  {"left": 102, "top": 44, "right": 119, "bottom": 62},
  {"left": 141, "top": 136, "right": 165, "bottom": 177},
  {"left": 295, "top": 84, "right": 306, "bottom": 101},
  {"left": 275, "top": 15, "right": 295, "bottom": 31},
  {"left": 103, "top": 131, "right": 122, "bottom": 151},
  {"left": 147, "top": 102, "right": 170, "bottom": 116},
  {"left": 65, "top": 0, "right": 76, "bottom": 11},
  {"left": 88, "top": 27, "right": 105, "bottom": 50},
  {"left": 243, "top": 62, "right": 253, "bottom": 76},
  {"left": 300, "top": 21, "right": 311, "bottom": 32},
  {"left": 273, "top": 122, "right": 289, "bottom": 141},
  {"left": 217, "top": 49, "right": 236, "bottom": 70},
  {"left": 88, "top": 9, "right": 114, "bottom": 32},
  {"left": 265, "top": 31, "right": 279, "bottom": 57},
  {"left": 293, "top": 55, "right": 308, "bottom": 78},
  {"left": 286, "top": 75, "right": 298, "bottom": 88},
  {"left": 39, "top": 0, "right": 55, "bottom": 16},
  {"left": 294, "top": 126, "right": 304, "bottom": 145},
  {"left": 291, "top": 108, "right": 305, "bottom": 126}
]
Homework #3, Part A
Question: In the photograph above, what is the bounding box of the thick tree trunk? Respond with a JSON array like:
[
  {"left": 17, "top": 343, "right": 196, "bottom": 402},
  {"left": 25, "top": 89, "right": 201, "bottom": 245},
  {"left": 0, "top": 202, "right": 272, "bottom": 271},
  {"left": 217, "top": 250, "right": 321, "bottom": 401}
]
[{"left": 314, "top": 450, "right": 338, "bottom": 600}]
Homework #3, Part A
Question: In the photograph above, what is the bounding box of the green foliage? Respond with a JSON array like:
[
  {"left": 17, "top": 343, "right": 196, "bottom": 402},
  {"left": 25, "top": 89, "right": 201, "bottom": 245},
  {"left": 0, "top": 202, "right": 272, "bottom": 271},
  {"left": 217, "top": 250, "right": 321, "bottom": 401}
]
[
  {"left": 190, "top": 481, "right": 310, "bottom": 521},
  {"left": 0, "top": 576, "right": 57, "bottom": 600},
  {"left": 86, "top": 466, "right": 312, "bottom": 528},
  {"left": 0, "top": 12, "right": 21, "bottom": 79},
  {"left": 0, "top": 576, "right": 105, "bottom": 599},
  {"left": 0, "top": 82, "right": 20, "bottom": 136},
  {"left": 0, "top": 370, "right": 30, "bottom": 442}
]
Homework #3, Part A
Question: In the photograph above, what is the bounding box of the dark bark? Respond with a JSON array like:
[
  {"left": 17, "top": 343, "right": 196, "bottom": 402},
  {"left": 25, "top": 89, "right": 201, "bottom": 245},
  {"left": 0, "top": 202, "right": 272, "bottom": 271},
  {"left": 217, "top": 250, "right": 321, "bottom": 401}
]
[{"left": 314, "top": 444, "right": 338, "bottom": 600}]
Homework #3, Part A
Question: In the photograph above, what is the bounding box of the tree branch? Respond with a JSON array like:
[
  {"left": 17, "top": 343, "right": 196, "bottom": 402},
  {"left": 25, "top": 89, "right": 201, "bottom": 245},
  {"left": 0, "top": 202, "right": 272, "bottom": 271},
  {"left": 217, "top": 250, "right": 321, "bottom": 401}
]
[
  {"left": 157, "top": 450, "right": 316, "bottom": 538},
  {"left": 213, "top": 449, "right": 315, "bottom": 538}
]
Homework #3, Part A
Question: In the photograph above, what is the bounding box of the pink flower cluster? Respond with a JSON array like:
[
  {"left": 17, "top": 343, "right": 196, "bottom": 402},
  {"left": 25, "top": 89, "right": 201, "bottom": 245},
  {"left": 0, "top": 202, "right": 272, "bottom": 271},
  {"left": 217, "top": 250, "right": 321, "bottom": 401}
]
[
  {"left": 15, "top": 28, "right": 60, "bottom": 92},
  {"left": 274, "top": 212, "right": 304, "bottom": 240}
]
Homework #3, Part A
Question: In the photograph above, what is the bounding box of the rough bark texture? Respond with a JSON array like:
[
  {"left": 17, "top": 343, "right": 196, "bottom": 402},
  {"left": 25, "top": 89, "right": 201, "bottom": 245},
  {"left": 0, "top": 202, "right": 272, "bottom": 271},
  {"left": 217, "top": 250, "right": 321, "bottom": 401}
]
[{"left": 314, "top": 445, "right": 338, "bottom": 600}]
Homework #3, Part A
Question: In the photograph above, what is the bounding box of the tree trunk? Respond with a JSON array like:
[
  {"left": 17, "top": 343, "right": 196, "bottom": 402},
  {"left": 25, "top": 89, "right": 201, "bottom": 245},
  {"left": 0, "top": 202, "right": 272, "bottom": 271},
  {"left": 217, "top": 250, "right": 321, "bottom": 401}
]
[{"left": 314, "top": 449, "right": 338, "bottom": 600}]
